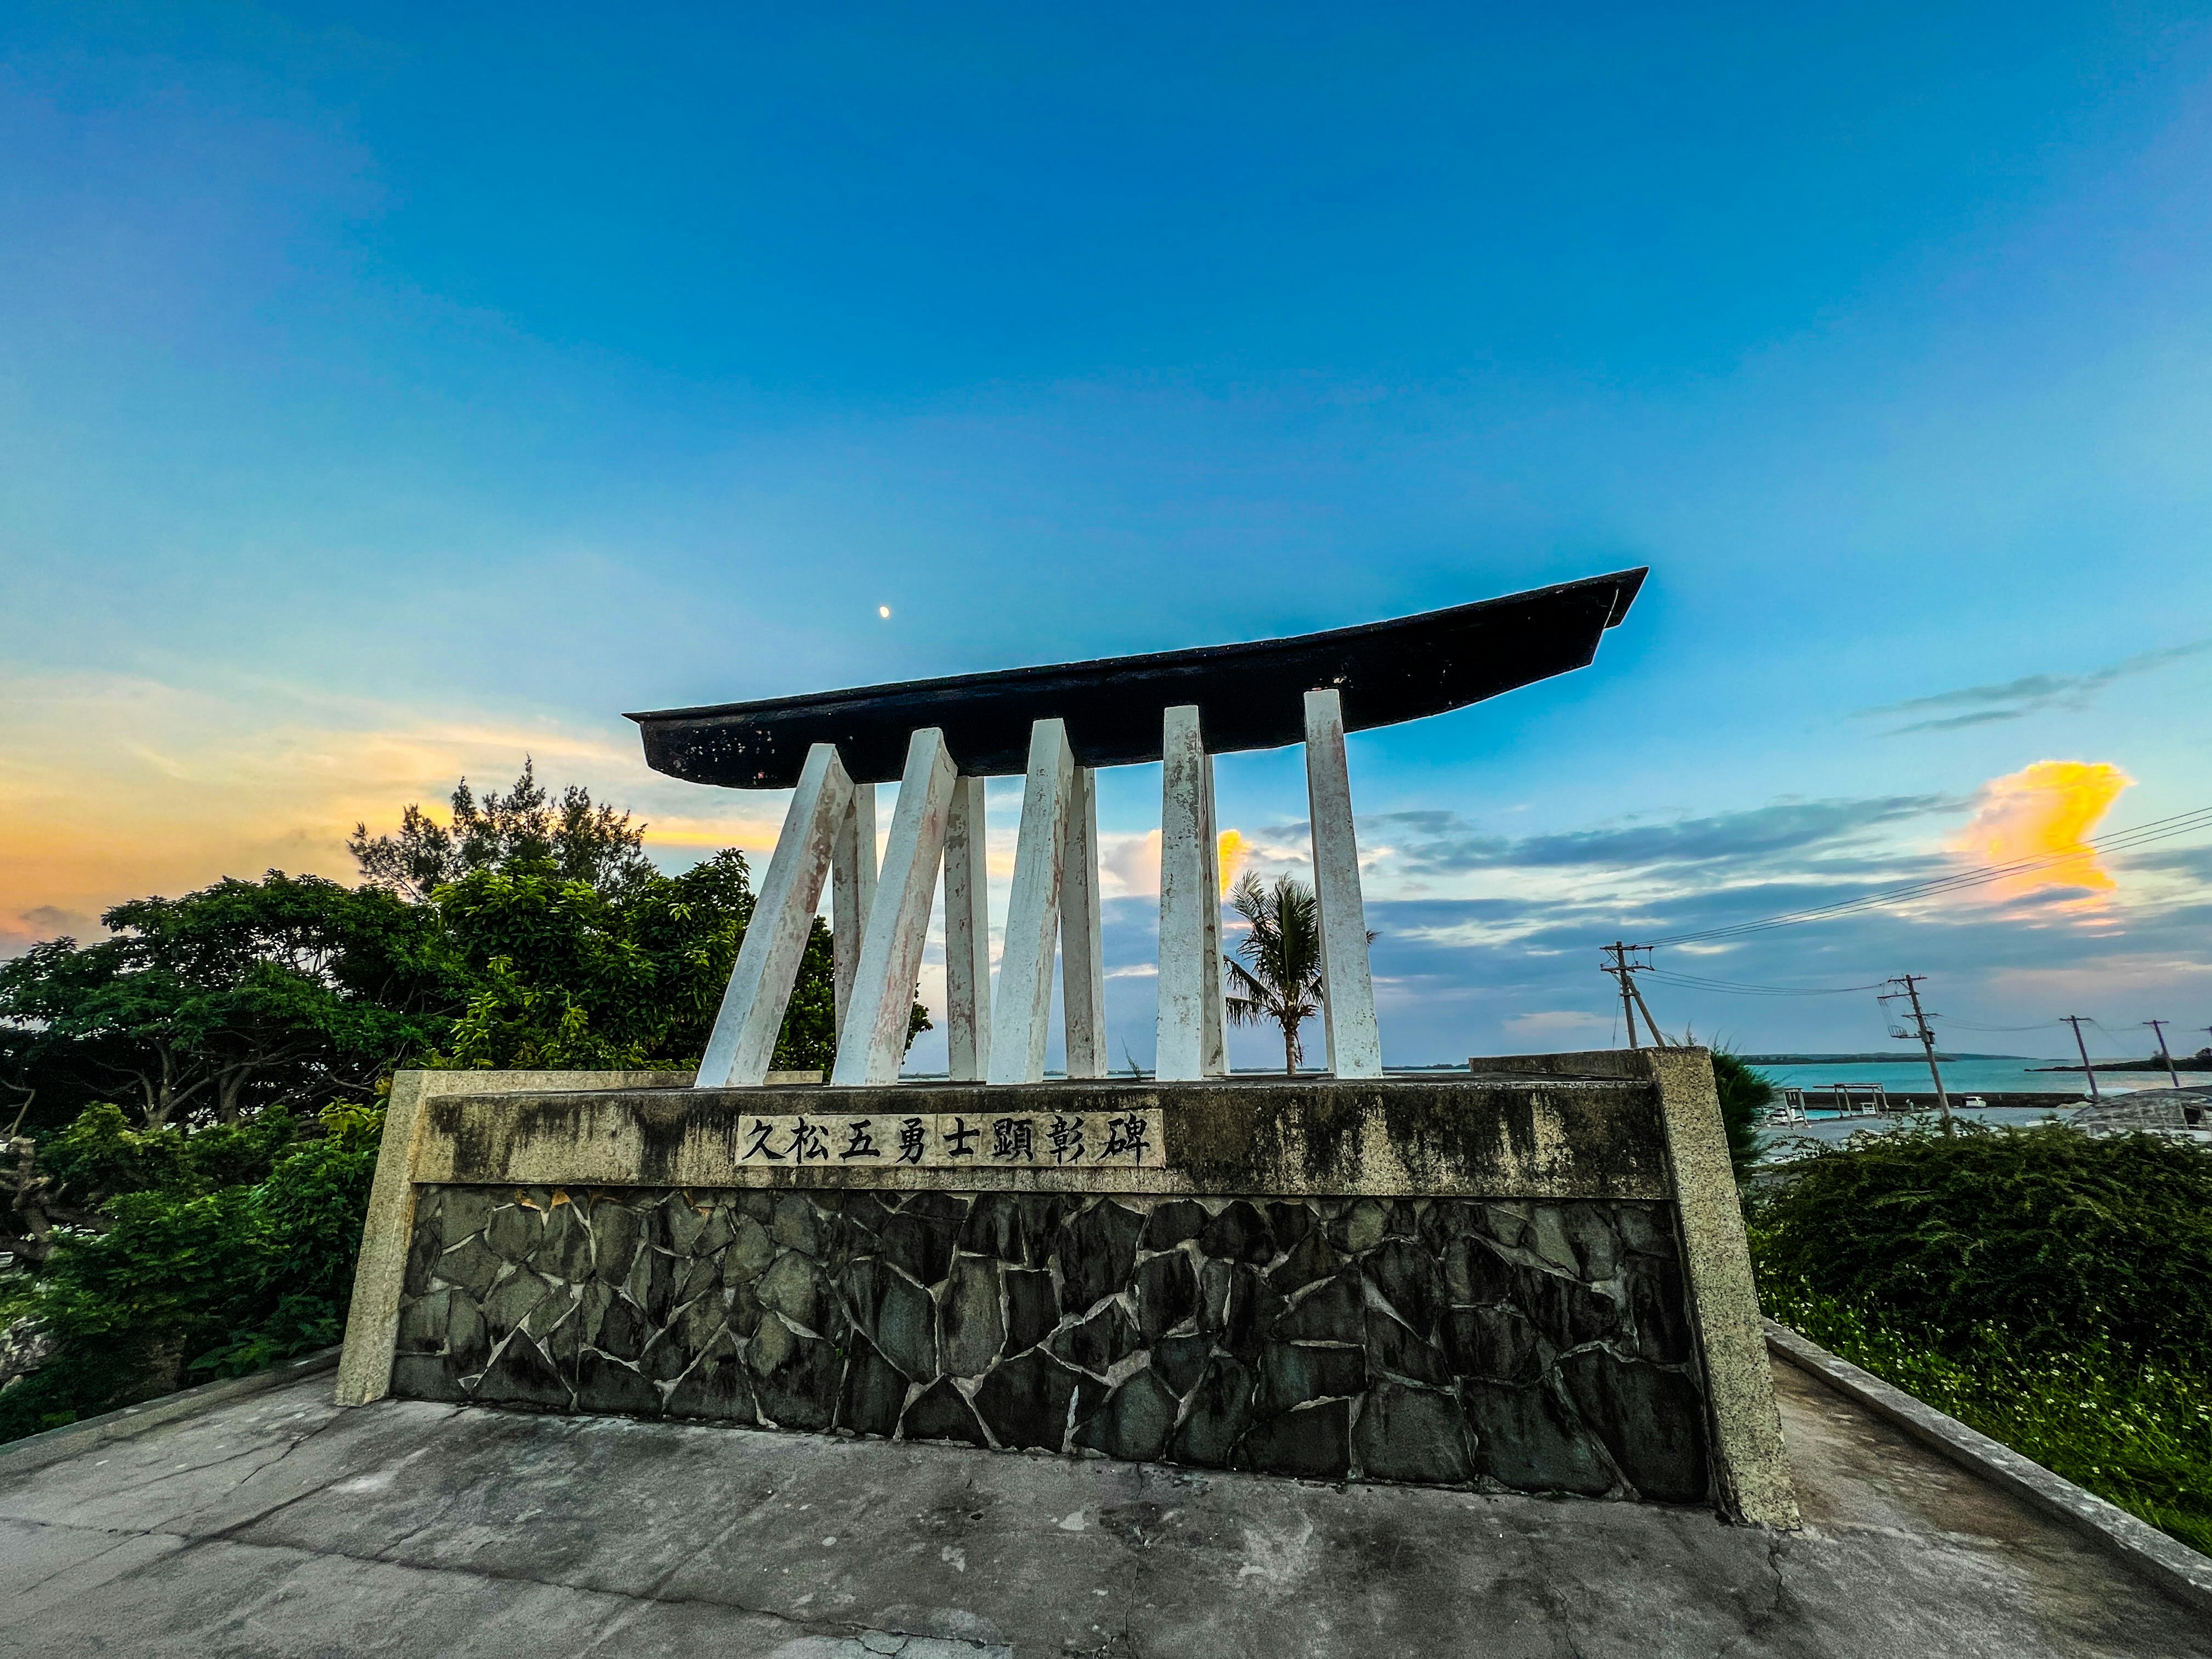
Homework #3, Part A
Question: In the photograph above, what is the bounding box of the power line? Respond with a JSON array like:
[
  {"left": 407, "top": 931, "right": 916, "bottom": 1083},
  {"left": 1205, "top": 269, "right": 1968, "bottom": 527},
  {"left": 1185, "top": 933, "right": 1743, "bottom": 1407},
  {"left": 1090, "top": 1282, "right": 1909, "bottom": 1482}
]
[
  {"left": 1642, "top": 804, "right": 2212, "bottom": 946},
  {"left": 1644, "top": 969, "right": 1889, "bottom": 998}
]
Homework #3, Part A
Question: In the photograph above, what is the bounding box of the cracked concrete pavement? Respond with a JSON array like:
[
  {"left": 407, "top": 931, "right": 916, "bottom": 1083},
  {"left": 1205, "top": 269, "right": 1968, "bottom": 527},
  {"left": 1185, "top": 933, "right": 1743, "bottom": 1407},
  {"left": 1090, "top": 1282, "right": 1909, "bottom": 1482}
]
[{"left": 2, "top": 1357, "right": 2203, "bottom": 1657}]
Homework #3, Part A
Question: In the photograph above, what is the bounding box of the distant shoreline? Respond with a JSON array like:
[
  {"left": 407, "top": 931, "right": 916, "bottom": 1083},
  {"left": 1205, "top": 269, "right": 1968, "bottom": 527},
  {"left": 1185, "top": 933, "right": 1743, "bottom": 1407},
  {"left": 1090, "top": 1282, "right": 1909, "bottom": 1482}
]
[{"left": 1741, "top": 1052, "right": 2032, "bottom": 1066}]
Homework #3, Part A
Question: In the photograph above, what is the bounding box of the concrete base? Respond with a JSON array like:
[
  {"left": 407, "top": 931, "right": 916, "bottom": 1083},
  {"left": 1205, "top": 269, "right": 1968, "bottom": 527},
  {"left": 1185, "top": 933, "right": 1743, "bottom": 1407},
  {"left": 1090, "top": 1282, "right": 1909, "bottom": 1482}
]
[{"left": 3, "top": 1358, "right": 2202, "bottom": 1657}]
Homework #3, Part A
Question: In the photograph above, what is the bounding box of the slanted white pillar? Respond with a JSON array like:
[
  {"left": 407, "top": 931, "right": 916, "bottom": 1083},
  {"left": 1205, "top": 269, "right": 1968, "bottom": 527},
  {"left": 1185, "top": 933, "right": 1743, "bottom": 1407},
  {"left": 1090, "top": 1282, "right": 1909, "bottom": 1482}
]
[
  {"left": 1060, "top": 766, "right": 1108, "bottom": 1078},
  {"left": 832, "top": 730, "right": 956, "bottom": 1086},
  {"left": 696, "top": 743, "right": 853, "bottom": 1087},
  {"left": 942, "top": 774, "right": 992, "bottom": 1083},
  {"left": 831, "top": 782, "right": 878, "bottom": 1033},
  {"left": 988, "top": 719, "right": 1073, "bottom": 1084},
  {"left": 1305, "top": 688, "right": 1382, "bottom": 1077},
  {"left": 1156, "top": 705, "right": 1227, "bottom": 1081}
]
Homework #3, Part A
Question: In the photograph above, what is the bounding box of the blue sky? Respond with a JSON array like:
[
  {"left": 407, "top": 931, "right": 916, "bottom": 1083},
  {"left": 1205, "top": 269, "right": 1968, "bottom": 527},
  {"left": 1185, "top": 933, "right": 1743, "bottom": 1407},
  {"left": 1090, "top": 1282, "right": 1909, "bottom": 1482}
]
[{"left": 3, "top": 3, "right": 2210, "bottom": 1067}]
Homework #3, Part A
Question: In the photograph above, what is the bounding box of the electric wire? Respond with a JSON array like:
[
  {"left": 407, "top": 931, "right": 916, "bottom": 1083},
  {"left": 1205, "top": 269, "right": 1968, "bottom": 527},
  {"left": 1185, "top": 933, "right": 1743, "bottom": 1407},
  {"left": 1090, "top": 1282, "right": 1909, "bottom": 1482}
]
[
  {"left": 1643, "top": 969, "right": 1889, "bottom": 998},
  {"left": 1641, "top": 804, "right": 2212, "bottom": 947}
]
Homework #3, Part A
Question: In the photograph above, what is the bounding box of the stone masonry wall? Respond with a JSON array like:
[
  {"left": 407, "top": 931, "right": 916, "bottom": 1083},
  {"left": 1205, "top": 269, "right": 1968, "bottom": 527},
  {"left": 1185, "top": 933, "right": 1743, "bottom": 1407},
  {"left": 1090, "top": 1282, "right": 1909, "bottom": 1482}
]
[{"left": 392, "top": 1187, "right": 1710, "bottom": 1502}]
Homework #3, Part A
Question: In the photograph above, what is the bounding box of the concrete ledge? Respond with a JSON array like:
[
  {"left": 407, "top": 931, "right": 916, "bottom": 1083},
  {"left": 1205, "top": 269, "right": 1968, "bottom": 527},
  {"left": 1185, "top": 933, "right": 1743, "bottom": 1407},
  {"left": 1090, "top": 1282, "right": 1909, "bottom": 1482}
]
[
  {"left": 0, "top": 1346, "right": 342, "bottom": 1481},
  {"left": 1764, "top": 1317, "right": 2212, "bottom": 1615}
]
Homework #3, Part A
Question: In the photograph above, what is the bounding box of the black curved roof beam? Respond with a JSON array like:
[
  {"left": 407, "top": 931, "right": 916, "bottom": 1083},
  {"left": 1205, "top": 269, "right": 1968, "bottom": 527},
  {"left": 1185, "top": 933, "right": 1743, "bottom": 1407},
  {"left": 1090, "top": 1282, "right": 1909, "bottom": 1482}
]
[{"left": 629, "top": 566, "right": 1647, "bottom": 789}]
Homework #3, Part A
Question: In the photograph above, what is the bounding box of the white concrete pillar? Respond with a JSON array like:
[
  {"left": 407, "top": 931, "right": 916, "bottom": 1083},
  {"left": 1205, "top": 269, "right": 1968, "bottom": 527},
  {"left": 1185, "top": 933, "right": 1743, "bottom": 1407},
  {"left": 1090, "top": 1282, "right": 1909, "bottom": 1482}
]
[
  {"left": 988, "top": 719, "right": 1073, "bottom": 1085},
  {"left": 832, "top": 730, "right": 957, "bottom": 1086},
  {"left": 1156, "top": 705, "right": 1227, "bottom": 1082},
  {"left": 696, "top": 743, "right": 853, "bottom": 1087},
  {"left": 942, "top": 774, "right": 992, "bottom": 1083},
  {"left": 1305, "top": 688, "right": 1382, "bottom": 1077},
  {"left": 1060, "top": 766, "right": 1108, "bottom": 1078},
  {"left": 831, "top": 782, "right": 878, "bottom": 1033}
]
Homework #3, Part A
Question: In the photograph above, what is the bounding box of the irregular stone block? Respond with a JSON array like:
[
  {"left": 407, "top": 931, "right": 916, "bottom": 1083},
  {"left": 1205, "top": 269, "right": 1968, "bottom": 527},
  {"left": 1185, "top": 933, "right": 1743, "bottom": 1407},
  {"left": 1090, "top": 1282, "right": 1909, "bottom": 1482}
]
[
  {"left": 446, "top": 1290, "right": 490, "bottom": 1374},
  {"left": 1613, "top": 1201, "right": 1672, "bottom": 1257},
  {"left": 1075, "top": 1366, "right": 1177, "bottom": 1463},
  {"left": 524, "top": 1282, "right": 576, "bottom": 1342},
  {"left": 482, "top": 1266, "right": 554, "bottom": 1336},
  {"left": 724, "top": 1214, "right": 777, "bottom": 1286},
  {"left": 667, "top": 1342, "right": 758, "bottom": 1424},
  {"left": 439, "top": 1187, "right": 495, "bottom": 1243},
  {"left": 1056, "top": 1200, "right": 1144, "bottom": 1316},
  {"left": 575, "top": 1350, "right": 661, "bottom": 1415},
  {"left": 1197, "top": 1200, "right": 1274, "bottom": 1264},
  {"left": 1355, "top": 1380, "right": 1472, "bottom": 1485},
  {"left": 1139, "top": 1198, "right": 1208, "bottom": 1251},
  {"left": 1240, "top": 1396, "right": 1350, "bottom": 1480},
  {"left": 1266, "top": 1227, "right": 1337, "bottom": 1296},
  {"left": 1169, "top": 1355, "right": 1255, "bottom": 1467},
  {"left": 1365, "top": 1309, "right": 1452, "bottom": 1388},
  {"left": 1334, "top": 1198, "right": 1388, "bottom": 1255},
  {"left": 389, "top": 1352, "right": 464, "bottom": 1402},
  {"left": 538, "top": 1203, "right": 592, "bottom": 1282},
  {"left": 1133, "top": 1249, "right": 1198, "bottom": 1342},
  {"left": 750, "top": 1315, "right": 843, "bottom": 1431},
  {"left": 1441, "top": 1235, "right": 1516, "bottom": 1306},
  {"left": 1362, "top": 1238, "right": 1444, "bottom": 1338},
  {"left": 595, "top": 1293, "right": 649, "bottom": 1362},
  {"left": 880, "top": 1209, "right": 959, "bottom": 1289},
  {"left": 675, "top": 1253, "right": 722, "bottom": 1309},
  {"left": 1627, "top": 1255, "right": 1692, "bottom": 1365},
  {"left": 1003, "top": 1268, "right": 1056, "bottom": 1356},
  {"left": 845, "top": 1259, "right": 938, "bottom": 1378},
  {"left": 486, "top": 1202, "right": 543, "bottom": 1261},
  {"left": 1272, "top": 1272, "right": 1362, "bottom": 1343},
  {"left": 589, "top": 1199, "right": 642, "bottom": 1283},
  {"left": 474, "top": 1333, "right": 571, "bottom": 1411},
  {"left": 396, "top": 1290, "right": 449, "bottom": 1354},
  {"left": 940, "top": 1256, "right": 1006, "bottom": 1378},
  {"left": 973, "top": 1350, "right": 1096, "bottom": 1452},
  {"left": 1461, "top": 1380, "right": 1614, "bottom": 1497},
  {"left": 1559, "top": 1201, "right": 1623, "bottom": 1281},
  {"left": 770, "top": 1194, "right": 819, "bottom": 1255},
  {"left": 1517, "top": 1263, "right": 1620, "bottom": 1350},
  {"left": 624, "top": 1246, "right": 677, "bottom": 1325},
  {"left": 838, "top": 1337, "right": 906, "bottom": 1438},
  {"left": 1256, "top": 1340, "right": 1366, "bottom": 1418},
  {"left": 756, "top": 1250, "right": 827, "bottom": 1332},
  {"left": 1150, "top": 1332, "right": 1211, "bottom": 1396},
  {"left": 902, "top": 1377, "right": 988, "bottom": 1446},
  {"left": 1265, "top": 1202, "right": 1314, "bottom": 1255},
  {"left": 1441, "top": 1305, "right": 1551, "bottom": 1385},
  {"left": 1557, "top": 1350, "right": 1709, "bottom": 1505},
  {"left": 1051, "top": 1300, "right": 1141, "bottom": 1375},
  {"left": 434, "top": 1235, "right": 505, "bottom": 1300},
  {"left": 957, "top": 1192, "right": 1066, "bottom": 1265},
  {"left": 405, "top": 1217, "right": 442, "bottom": 1291}
]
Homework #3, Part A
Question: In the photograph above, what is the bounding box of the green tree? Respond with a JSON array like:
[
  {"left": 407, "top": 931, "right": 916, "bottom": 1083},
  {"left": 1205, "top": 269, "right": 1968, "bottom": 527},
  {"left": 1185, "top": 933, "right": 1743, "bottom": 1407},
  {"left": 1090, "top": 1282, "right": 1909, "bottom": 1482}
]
[
  {"left": 1222, "top": 872, "right": 1326, "bottom": 1075},
  {"left": 0, "top": 874, "right": 455, "bottom": 1132},
  {"left": 349, "top": 757, "right": 658, "bottom": 901}
]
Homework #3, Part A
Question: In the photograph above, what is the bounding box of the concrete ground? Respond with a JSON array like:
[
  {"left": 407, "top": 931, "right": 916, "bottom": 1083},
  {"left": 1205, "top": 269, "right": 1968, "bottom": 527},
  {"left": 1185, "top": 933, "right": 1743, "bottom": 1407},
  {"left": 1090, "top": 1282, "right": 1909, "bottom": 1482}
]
[{"left": 1, "top": 1358, "right": 2201, "bottom": 1658}]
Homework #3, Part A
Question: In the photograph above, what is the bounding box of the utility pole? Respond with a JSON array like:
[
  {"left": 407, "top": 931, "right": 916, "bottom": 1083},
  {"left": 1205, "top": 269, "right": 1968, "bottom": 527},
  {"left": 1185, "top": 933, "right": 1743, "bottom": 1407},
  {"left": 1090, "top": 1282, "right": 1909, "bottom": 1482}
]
[
  {"left": 1883, "top": 975, "right": 1951, "bottom": 1129},
  {"left": 2146, "top": 1020, "right": 2181, "bottom": 1088},
  {"left": 2061, "top": 1016, "right": 2101, "bottom": 1103},
  {"left": 1600, "top": 943, "right": 1671, "bottom": 1051}
]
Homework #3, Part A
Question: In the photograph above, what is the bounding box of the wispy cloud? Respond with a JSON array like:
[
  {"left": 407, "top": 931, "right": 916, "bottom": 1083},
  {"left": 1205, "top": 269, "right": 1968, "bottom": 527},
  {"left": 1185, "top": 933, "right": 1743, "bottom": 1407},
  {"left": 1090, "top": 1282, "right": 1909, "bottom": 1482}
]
[{"left": 1861, "top": 640, "right": 2212, "bottom": 736}]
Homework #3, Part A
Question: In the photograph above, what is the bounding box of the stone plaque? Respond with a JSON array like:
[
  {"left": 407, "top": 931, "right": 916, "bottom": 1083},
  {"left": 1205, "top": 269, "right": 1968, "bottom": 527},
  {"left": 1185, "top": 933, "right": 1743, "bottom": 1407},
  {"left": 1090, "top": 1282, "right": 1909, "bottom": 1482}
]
[{"left": 727, "top": 1109, "right": 1162, "bottom": 1171}]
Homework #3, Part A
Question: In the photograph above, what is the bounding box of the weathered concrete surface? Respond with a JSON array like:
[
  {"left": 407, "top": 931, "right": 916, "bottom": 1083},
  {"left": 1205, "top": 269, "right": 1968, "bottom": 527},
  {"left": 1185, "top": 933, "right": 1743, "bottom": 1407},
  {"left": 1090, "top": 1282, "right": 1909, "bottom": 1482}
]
[{"left": 4, "top": 1357, "right": 2202, "bottom": 1657}]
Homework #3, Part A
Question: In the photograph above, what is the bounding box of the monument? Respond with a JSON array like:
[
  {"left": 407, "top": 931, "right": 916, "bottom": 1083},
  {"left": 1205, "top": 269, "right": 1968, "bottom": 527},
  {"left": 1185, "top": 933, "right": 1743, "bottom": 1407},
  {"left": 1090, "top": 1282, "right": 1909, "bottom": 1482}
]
[{"left": 336, "top": 566, "right": 1797, "bottom": 1527}]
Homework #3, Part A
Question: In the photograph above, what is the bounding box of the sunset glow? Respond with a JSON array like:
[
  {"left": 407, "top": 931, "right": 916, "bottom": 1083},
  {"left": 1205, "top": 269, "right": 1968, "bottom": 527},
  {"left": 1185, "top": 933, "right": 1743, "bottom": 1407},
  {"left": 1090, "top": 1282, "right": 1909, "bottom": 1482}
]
[
  {"left": 1952, "top": 760, "right": 2133, "bottom": 899},
  {"left": 1217, "top": 829, "right": 1251, "bottom": 894}
]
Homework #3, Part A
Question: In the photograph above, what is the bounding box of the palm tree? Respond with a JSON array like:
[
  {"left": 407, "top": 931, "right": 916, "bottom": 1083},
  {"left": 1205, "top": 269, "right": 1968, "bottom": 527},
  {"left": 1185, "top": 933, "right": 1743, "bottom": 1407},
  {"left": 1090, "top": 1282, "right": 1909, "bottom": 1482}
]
[{"left": 1223, "top": 872, "right": 1325, "bottom": 1075}]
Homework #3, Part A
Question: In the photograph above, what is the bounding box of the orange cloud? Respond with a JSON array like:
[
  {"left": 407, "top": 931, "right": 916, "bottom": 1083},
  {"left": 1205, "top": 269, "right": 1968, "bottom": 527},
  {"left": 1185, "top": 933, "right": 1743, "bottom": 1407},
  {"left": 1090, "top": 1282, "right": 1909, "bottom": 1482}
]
[
  {"left": 1952, "top": 760, "right": 2133, "bottom": 900},
  {"left": 1216, "top": 829, "right": 1251, "bottom": 894}
]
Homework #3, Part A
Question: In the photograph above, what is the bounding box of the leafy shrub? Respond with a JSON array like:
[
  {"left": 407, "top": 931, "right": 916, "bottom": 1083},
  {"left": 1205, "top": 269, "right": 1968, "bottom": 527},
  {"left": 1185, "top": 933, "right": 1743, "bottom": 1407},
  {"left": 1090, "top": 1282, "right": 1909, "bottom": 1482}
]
[
  {"left": 1752, "top": 1120, "right": 2212, "bottom": 1370},
  {"left": 39, "top": 1102, "right": 302, "bottom": 1207},
  {"left": 0, "top": 1100, "right": 384, "bottom": 1443}
]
